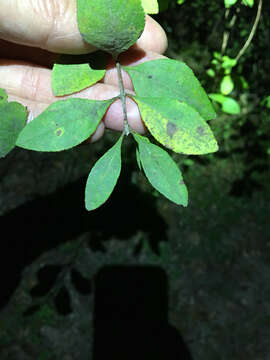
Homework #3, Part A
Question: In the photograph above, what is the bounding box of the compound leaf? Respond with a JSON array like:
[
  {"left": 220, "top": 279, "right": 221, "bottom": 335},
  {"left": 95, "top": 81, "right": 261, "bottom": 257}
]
[
  {"left": 133, "top": 133, "right": 188, "bottom": 206},
  {"left": 141, "top": 0, "right": 159, "bottom": 13},
  {"left": 133, "top": 96, "right": 218, "bottom": 155},
  {"left": 16, "top": 98, "right": 114, "bottom": 151},
  {"left": 124, "top": 58, "right": 216, "bottom": 121},
  {"left": 85, "top": 135, "right": 123, "bottom": 211},
  {"left": 0, "top": 100, "right": 27, "bottom": 157},
  {"left": 77, "top": 0, "right": 145, "bottom": 58},
  {"left": 52, "top": 63, "right": 105, "bottom": 96}
]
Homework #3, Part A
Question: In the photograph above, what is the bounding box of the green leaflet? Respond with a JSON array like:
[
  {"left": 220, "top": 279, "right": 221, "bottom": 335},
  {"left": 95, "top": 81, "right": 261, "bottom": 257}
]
[
  {"left": 124, "top": 58, "right": 216, "bottom": 121},
  {"left": 77, "top": 0, "right": 145, "bottom": 58},
  {"left": 0, "top": 90, "right": 27, "bottom": 157},
  {"left": 85, "top": 135, "right": 123, "bottom": 211},
  {"left": 16, "top": 98, "right": 114, "bottom": 152},
  {"left": 133, "top": 133, "right": 188, "bottom": 206},
  {"left": 133, "top": 96, "right": 218, "bottom": 155},
  {"left": 52, "top": 63, "right": 105, "bottom": 96}
]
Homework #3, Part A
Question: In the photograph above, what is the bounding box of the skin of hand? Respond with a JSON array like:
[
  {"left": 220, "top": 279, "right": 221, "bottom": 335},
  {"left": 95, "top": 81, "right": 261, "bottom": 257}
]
[{"left": 0, "top": 0, "right": 168, "bottom": 142}]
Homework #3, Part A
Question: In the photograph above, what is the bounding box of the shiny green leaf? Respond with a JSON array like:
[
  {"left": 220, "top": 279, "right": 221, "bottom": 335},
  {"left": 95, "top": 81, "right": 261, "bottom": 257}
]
[
  {"left": 220, "top": 75, "right": 234, "bottom": 95},
  {"left": 133, "top": 133, "right": 188, "bottom": 206},
  {"left": 77, "top": 0, "right": 145, "bottom": 58},
  {"left": 16, "top": 98, "right": 114, "bottom": 151},
  {"left": 224, "top": 0, "right": 238, "bottom": 8},
  {"left": 206, "top": 69, "right": 216, "bottom": 78},
  {"left": 209, "top": 94, "right": 241, "bottom": 115},
  {"left": 85, "top": 135, "right": 123, "bottom": 211},
  {"left": 52, "top": 63, "right": 105, "bottom": 96},
  {"left": 0, "top": 100, "right": 27, "bottom": 157},
  {"left": 222, "top": 97, "right": 241, "bottom": 114},
  {"left": 133, "top": 96, "right": 218, "bottom": 155},
  {"left": 124, "top": 58, "right": 216, "bottom": 120}
]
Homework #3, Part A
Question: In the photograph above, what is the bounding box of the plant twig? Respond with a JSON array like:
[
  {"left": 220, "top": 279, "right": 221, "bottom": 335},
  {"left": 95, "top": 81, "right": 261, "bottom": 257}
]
[
  {"left": 116, "top": 60, "right": 130, "bottom": 135},
  {"left": 221, "top": 8, "right": 239, "bottom": 55},
  {"left": 235, "top": 0, "right": 263, "bottom": 62}
]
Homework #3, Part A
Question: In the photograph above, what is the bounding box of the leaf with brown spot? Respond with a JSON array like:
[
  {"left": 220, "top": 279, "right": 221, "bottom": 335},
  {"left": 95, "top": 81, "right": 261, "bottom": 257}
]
[
  {"left": 16, "top": 98, "right": 114, "bottom": 152},
  {"left": 133, "top": 96, "right": 218, "bottom": 155},
  {"left": 124, "top": 59, "right": 216, "bottom": 120}
]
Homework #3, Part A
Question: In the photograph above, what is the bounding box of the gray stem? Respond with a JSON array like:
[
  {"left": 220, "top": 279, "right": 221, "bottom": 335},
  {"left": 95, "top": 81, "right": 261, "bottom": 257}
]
[{"left": 116, "top": 60, "right": 130, "bottom": 135}]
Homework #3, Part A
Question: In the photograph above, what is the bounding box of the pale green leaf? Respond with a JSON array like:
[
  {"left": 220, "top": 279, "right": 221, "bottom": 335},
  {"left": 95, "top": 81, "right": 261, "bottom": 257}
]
[
  {"left": 85, "top": 135, "right": 123, "bottom": 211},
  {"left": 52, "top": 63, "right": 105, "bottom": 96},
  {"left": 141, "top": 0, "right": 159, "bottom": 14},
  {"left": 0, "top": 101, "right": 27, "bottom": 157},
  {"left": 77, "top": 0, "right": 145, "bottom": 58},
  {"left": 220, "top": 75, "right": 234, "bottom": 95},
  {"left": 124, "top": 59, "right": 216, "bottom": 120},
  {"left": 133, "top": 96, "right": 218, "bottom": 155},
  {"left": 133, "top": 133, "right": 188, "bottom": 206},
  {"left": 16, "top": 98, "right": 114, "bottom": 151}
]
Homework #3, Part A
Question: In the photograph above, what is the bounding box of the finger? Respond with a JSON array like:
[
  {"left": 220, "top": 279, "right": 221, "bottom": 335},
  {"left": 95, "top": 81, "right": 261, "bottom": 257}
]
[
  {"left": 136, "top": 15, "right": 168, "bottom": 55},
  {"left": 0, "top": 0, "right": 94, "bottom": 54},
  {"left": 0, "top": 0, "right": 166, "bottom": 55}
]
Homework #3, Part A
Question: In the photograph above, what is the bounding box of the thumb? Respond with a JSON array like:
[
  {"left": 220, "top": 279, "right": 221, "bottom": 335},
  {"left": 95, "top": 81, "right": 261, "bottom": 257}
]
[{"left": 0, "top": 0, "right": 95, "bottom": 54}]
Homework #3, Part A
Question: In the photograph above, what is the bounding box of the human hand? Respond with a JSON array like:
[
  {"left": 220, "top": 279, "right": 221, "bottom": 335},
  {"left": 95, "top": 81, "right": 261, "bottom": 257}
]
[{"left": 0, "top": 0, "right": 167, "bottom": 142}]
